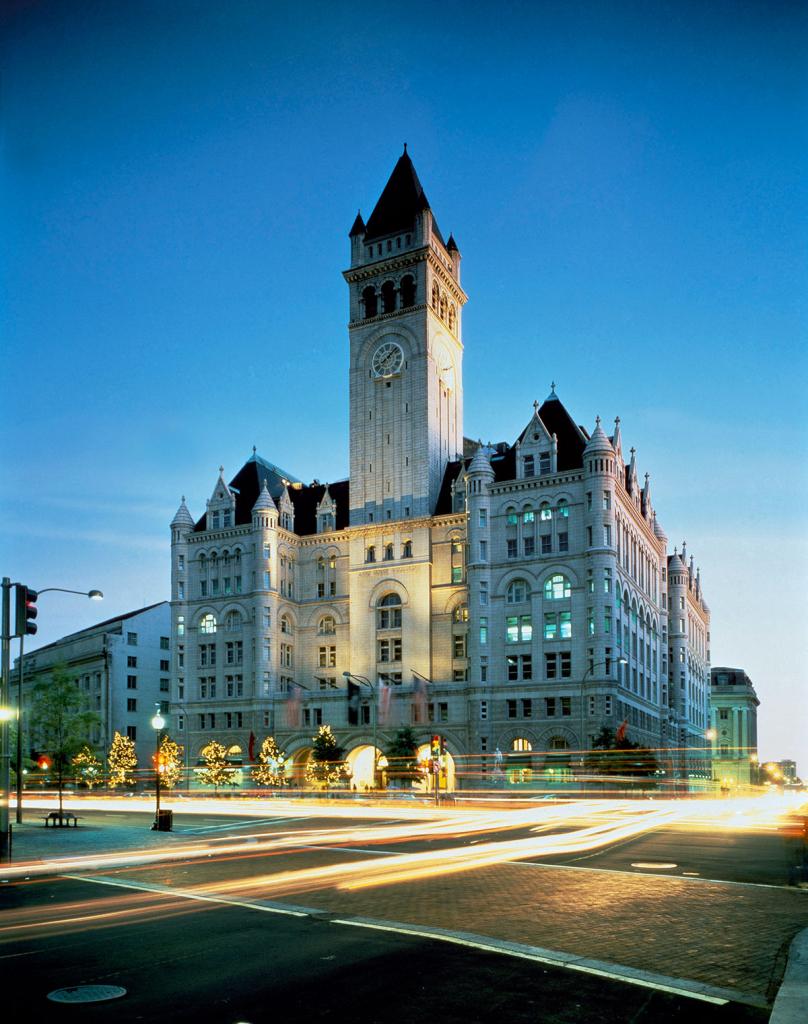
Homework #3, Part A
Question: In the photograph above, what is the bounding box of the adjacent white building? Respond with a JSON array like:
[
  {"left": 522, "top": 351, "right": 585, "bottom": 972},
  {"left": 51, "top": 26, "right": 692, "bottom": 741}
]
[
  {"left": 170, "top": 150, "right": 712, "bottom": 788},
  {"left": 17, "top": 602, "right": 171, "bottom": 769},
  {"left": 709, "top": 666, "right": 759, "bottom": 789}
]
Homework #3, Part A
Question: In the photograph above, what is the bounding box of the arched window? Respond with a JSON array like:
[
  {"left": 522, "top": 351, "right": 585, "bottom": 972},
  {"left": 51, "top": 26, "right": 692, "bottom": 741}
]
[
  {"left": 506, "top": 579, "right": 529, "bottom": 604},
  {"left": 318, "top": 615, "right": 336, "bottom": 635},
  {"left": 199, "top": 613, "right": 217, "bottom": 634},
  {"left": 224, "top": 611, "right": 241, "bottom": 633},
  {"left": 400, "top": 275, "right": 416, "bottom": 307},
  {"left": 384, "top": 543, "right": 394, "bottom": 561},
  {"left": 280, "top": 615, "right": 293, "bottom": 635},
  {"left": 376, "top": 593, "right": 402, "bottom": 665},
  {"left": 377, "top": 593, "right": 402, "bottom": 629},
  {"left": 448, "top": 304, "right": 456, "bottom": 331},
  {"left": 439, "top": 295, "right": 447, "bottom": 320},
  {"left": 199, "top": 553, "right": 207, "bottom": 569},
  {"left": 362, "top": 286, "right": 377, "bottom": 318},
  {"left": 366, "top": 545, "right": 376, "bottom": 563},
  {"left": 431, "top": 282, "right": 439, "bottom": 309},
  {"left": 540, "top": 502, "right": 552, "bottom": 521},
  {"left": 506, "top": 506, "right": 518, "bottom": 527},
  {"left": 557, "top": 499, "right": 569, "bottom": 518},
  {"left": 549, "top": 736, "right": 570, "bottom": 751},
  {"left": 523, "top": 505, "right": 535, "bottom": 524},
  {"left": 402, "top": 540, "right": 412, "bottom": 558},
  {"left": 453, "top": 604, "right": 469, "bottom": 623},
  {"left": 512, "top": 738, "right": 532, "bottom": 752},
  {"left": 381, "top": 280, "right": 397, "bottom": 314},
  {"left": 544, "top": 574, "right": 571, "bottom": 600}
]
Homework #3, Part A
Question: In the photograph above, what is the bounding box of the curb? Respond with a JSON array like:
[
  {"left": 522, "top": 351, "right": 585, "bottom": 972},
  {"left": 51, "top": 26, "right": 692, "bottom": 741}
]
[{"left": 769, "top": 927, "right": 808, "bottom": 1024}]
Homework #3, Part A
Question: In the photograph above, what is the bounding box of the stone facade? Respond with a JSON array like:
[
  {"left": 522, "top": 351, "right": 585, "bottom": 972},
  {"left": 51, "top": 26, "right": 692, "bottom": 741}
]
[
  {"left": 709, "top": 666, "right": 759, "bottom": 789},
  {"left": 169, "top": 151, "right": 711, "bottom": 788}
]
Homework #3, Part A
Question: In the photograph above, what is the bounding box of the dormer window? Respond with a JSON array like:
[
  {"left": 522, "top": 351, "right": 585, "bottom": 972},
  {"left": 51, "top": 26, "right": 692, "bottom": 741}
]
[
  {"left": 539, "top": 452, "right": 551, "bottom": 475},
  {"left": 222, "top": 510, "right": 232, "bottom": 528},
  {"left": 211, "top": 511, "right": 220, "bottom": 530},
  {"left": 523, "top": 455, "right": 535, "bottom": 478}
]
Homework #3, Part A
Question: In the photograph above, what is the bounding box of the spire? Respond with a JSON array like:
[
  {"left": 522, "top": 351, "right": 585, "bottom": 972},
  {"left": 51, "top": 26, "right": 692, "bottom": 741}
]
[
  {"left": 546, "top": 381, "right": 558, "bottom": 401},
  {"left": 252, "top": 478, "right": 275, "bottom": 514},
  {"left": 612, "top": 416, "right": 622, "bottom": 457},
  {"left": 364, "top": 149, "right": 441, "bottom": 242},
  {"left": 171, "top": 496, "right": 194, "bottom": 529},
  {"left": 446, "top": 233, "right": 459, "bottom": 252},
  {"left": 681, "top": 540, "right": 687, "bottom": 562},
  {"left": 349, "top": 210, "right": 366, "bottom": 237},
  {"left": 583, "top": 416, "right": 612, "bottom": 454},
  {"left": 468, "top": 441, "right": 494, "bottom": 477}
]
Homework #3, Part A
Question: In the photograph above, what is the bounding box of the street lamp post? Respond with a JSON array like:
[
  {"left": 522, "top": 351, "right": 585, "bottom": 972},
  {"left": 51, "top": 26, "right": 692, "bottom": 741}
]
[
  {"left": 14, "top": 587, "right": 103, "bottom": 824},
  {"left": 150, "top": 707, "right": 165, "bottom": 829},
  {"left": 705, "top": 727, "right": 717, "bottom": 792},
  {"left": 579, "top": 656, "right": 628, "bottom": 775},
  {"left": 342, "top": 671, "right": 377, "bottom": 788}
]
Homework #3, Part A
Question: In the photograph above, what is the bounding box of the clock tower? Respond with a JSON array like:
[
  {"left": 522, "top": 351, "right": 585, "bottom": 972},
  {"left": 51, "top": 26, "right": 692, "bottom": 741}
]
[{"left": 344, "top": 148, "right": 467, "bottom": 525}]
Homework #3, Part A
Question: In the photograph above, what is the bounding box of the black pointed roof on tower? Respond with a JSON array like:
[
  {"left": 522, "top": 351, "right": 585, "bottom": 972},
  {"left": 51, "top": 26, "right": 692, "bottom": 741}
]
[
  {"left": 349, "top": 211, "right": 366, "bottom": 237},
  {"left": 364, "top": 148, "right": 445, "bottom": 245}
]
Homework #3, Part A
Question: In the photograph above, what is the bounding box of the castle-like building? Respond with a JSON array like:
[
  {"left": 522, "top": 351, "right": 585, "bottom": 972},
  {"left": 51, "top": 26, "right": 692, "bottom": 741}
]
[{"left": 170, "top": 150, "right": 711, "bottom": 789}]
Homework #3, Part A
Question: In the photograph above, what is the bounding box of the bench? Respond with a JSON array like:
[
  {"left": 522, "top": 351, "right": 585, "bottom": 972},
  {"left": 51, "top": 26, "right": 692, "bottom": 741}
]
[{"left": 43, "top": 812, "right": 81, "bottom": 827}]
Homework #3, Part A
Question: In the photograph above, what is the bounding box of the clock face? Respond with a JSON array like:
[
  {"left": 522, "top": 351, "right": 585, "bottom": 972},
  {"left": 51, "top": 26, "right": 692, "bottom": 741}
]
[
  {"left": 372, "top": 341, "right": 404, "bottom": 378},
  {"left": 434, "top": 344, "right": 454, "bottom": 390}
]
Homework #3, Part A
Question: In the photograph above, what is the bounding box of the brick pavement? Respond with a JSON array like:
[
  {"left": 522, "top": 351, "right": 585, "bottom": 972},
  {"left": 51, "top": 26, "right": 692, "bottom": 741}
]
[{"left": 284, "top": 861, "right": 808, "bottom": 1002}]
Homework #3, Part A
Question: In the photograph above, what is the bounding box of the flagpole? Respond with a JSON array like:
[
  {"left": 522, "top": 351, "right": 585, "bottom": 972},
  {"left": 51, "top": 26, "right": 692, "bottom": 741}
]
[{"left": 343, "top": 672, "right": 377, "bottom": 787}]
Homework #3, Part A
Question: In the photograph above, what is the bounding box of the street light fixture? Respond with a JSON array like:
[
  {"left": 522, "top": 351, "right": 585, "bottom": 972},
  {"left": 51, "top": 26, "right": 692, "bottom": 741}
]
[
  {"left": 150, "top": 707, "right": 165, "bottom": 829},
  {"left": 342, "top": 671, "right": 378, "bottom": 788}
]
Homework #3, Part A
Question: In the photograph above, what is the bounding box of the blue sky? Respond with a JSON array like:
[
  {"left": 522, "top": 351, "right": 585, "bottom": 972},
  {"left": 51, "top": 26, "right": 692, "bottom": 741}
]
[{"left": 2, "top": 1, "right": 806, "bottom": 766}]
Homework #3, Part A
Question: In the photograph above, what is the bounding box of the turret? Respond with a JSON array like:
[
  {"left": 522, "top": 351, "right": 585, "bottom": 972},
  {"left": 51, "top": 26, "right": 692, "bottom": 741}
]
[
  {"left": 170, "top": 496, "right": 193, "bottom": 603},
  {"left": 206, "top": 467, "right": 236, "bottom": 531},
  {"left": 316, "top": 485, "right": 337, "bottom": 534}
]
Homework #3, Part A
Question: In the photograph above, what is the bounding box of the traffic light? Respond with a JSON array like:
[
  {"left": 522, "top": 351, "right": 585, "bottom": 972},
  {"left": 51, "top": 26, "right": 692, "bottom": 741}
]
[
  {"left": 37, "top": 755, "right": 50, "bottom": 770},
  {"left": 14, "top": 584, "right": 38, "bottom": 636},
  {"left": 431, "top": 735, "right": 441, "bottom": 758}
]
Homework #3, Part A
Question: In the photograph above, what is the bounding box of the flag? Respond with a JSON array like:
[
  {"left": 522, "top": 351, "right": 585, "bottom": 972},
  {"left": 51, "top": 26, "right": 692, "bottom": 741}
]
[
  {"left": 248, "top": 731, "right": 256, "bottom": 762},
  {"left": 347, "top": 680, "right": 361, "bottom": 725},
  {"left": 378, "top": 678, "right": 392, "bottom": 725},
  {"left": 413, "top": 674, "right": 428, "bottom": 722},
  {"left": 286, "top": 683, "right": 302, "bottom": 728},
  {"left": 615, "top": 719, "right": 628, "bottom": 744}
]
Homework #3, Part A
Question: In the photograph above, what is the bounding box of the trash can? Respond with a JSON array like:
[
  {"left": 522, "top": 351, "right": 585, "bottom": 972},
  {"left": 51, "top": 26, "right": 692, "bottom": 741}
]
[{"left": 155, "top": 809, "right": 173, "bottom": 832}]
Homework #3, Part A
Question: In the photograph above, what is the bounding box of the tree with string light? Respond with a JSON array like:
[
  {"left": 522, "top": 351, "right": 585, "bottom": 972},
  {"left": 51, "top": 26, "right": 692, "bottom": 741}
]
[
  {"left": 108, "top": 731, "right": 138, "bottom": 789},
  {"left": 72, "top": 745, "right": 102, "bottom": 789},
  {"left": 251, "top": 736, "right": 288, "bottom": 787},
  {"left": 198, "top": 741, "right": 236, "bottom": 793},
  {"left": 305, "top": 724, "right": 351, "bottom": 790}
]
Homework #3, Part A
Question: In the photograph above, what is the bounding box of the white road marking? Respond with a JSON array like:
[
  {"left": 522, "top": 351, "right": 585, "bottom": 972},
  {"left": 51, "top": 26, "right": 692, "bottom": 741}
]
[{"left": 60, "top": 872, "right": 765, "bottom": 1007}]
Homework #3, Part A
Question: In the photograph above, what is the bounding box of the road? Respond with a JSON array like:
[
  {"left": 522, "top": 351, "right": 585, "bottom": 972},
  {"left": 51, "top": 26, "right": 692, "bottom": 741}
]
[{"left": 1, "top": 795, "right": 805, "bottom": 1022}]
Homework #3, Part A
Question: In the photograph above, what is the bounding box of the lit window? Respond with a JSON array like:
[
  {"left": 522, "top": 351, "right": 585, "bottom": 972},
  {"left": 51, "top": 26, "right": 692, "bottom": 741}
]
[
  {"left": 523, "top": 506, "right": 534, "bottom": 524},
  {"left": 506, "top": 579, "right": 529, "bottom": 604},
  {"left": 544, "top": 574, "right": 570, "bottom": 600},
  {"left": 557, "top": 499, "right": 569, "bottom": 517},
  {"left": 199, "top": 614, "right": 217, "bottom": 634},
  {"left": 540, "top": 503, "right": 552, "bottom": 521}
]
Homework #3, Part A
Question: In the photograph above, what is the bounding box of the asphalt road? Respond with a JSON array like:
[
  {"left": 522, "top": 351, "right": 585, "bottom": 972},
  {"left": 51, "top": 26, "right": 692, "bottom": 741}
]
[
  {"left": 2, "top": 799, "right": 803, "bottom": 1022},
  {"left": 0, "top": 873, "right": 767, "bottom": 1024}
]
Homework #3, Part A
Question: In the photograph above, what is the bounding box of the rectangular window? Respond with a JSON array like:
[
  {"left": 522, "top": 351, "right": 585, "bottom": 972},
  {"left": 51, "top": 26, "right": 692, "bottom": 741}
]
[
  {"left": 127, "top": 698, "right": 137, "bottom": 712},
  {"left": 523, "top": 455, "right": 535, "bottom": 477},
  {"left": 507, "top": 699, "right": 518, "bottom": 719},
  {"left": 159, "top": 659, "right": 169, "bottom": 672},
  {"left": 521, "top": 654, "right": 532, "bottom": 680},
  {"left": 541, "top": 534, "right": 552, "bottom": 555},
  {"left": 718, "top": 708, "right": 729, "bottom": 720},
  {"left": 545, "top": 697, "right": 556, "bottom": 717},
  {"left": 507, "top": 538, "right": 517, "bottom": 558},
  {"left": 539, "top": 452, "right": 551, "bottom": 474},
  {"left": 453, "top": 634, "right": 466, "bottom": 658},
  {"left": 127, "top": 632, "right": 137, "bottom": 645},
  {"left": 127, "top": 675, "right": 137, "bottom": 689},
  {"left": 604, "top": 525, "right": 612, "bottom": 546},
  {"left": 523, "top": 536, "right": 535, "bottom": 557},
  {"left": 545, "top": 652, "right": 557, "bottom": 679},
  {"left": 127, "top": 656, "right": 137, "bottom": 668},
  {"left": 560, "top": 697, "right": 571, "bottom": 717},
  {"left": 160, "top": 677, "right": 169, "bottom": 692},
  {"left": 588, "top": 695, "right": 596, "bottom": 716},
  {"left": 521, "top": 698, "right": 532, "bottom": 718},
  {"left": 479, "top": 540, "right": 488, "bottom": 561},
  {"left": 126, "top": 725, "right": 137, "bottom": 741},
  {"left": 480, "top": 581, "right": 488, "bottom": 605},
  {"left": 558, "top": 532, "right": 568, "bottom": 552},
  {"left": 560, "top": 652, "right": 571, "bottom": 678},
  {"left": 603, "top": 491, "right": 612, "bottom": 510},
  {"left": 480, "top": 657, "right": 488, "bottom": 682},
  {"left": 605, "top": 695, "right": 612, "bottom": 716},
  {"left": 479, "top": 509, "right": 487, "bottom": 528},
  {"left": 586, "top": 526, "right": 593, "bottom": 547},
  {"left": 480, "top": 699, "right": 488, "bottom": 720},
  {"left": 544, "top": 613, "right": 557, "bottom": 640},
  {"left": 507, "top": 656, "right": 519, "bottom": 681},
  {"left": 587, "top": 608, "right": 595, "bottom": 637},
  {"left": 160, "top": 636, "right": 170, "bottom": 650},
  {"left": 479, "top": 617, "right": 488, "bottom": 645},
  {"left": 452, "top": 668, "right": 468, "bottom": 681},
  {"left": 604, "top": 569, "right": 612, "bottom": 594},
  {"left": 559, "top": 611, "right": 572, "bottom": 639}
]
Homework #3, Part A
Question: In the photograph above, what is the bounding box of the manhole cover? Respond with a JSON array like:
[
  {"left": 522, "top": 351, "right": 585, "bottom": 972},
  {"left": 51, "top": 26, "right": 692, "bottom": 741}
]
[
  {"left": 47, "top": 985, "right": 127, "bottom": 1004},
  {"left": 630, "top": 862, "right": 678, "bottom": 870}
]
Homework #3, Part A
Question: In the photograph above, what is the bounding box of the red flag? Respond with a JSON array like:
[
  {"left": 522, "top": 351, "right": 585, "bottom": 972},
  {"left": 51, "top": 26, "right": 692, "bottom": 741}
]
[
  {"left": 378, "top": 679, "right": 392, "bottom": 725},
  {"left": 286, "top": 683, "right": 301, "bottom": 728},
  {"left": 413, "top": 674, "right": 428, "bottom": 722},
  {"left": 615, "top": 719, "right": 628, "bottom": 744},
  {"left": 248, "top": 731, "right": 256, "bottom": 762}
]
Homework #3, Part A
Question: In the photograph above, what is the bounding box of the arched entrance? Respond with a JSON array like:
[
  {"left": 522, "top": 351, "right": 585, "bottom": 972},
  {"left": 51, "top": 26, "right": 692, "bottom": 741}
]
[
  {"left": 414, "top": 743, "right": 456, "bottom": 793},
  {"left": 346, "top": 744, "right": 383, "bottom": 791},
  {"left": 289, "top": 747, "right": 312, "bottom": 787}
]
